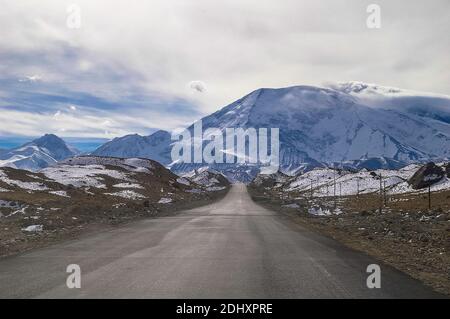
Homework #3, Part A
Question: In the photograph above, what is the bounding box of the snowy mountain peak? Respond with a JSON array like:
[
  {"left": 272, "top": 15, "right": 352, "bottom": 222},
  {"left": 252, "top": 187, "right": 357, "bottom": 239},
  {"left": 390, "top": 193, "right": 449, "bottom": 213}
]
[
  {"left": 0, "top": 134, "right": 79, "bottom": 171},
  {"left": 203, "top": 85, "right": 357, "bottom": 130},
  {"left": 175, "top": 83, "right": 450, "bottom": 180},
  {"left": 92, "top": 130, "right": 172, "bottom": 165},
  {"left": 30, "top": 134, "right": 78, "bottom": 161}
]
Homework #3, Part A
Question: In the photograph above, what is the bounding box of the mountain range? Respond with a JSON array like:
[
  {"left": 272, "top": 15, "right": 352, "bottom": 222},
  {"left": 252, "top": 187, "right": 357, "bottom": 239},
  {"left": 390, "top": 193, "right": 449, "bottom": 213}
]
[
  {"left": 91, "top": 81, "right": 450, "bottom": 181},
  {"left": 1, "top": 82, "right": 449, "bottom": 181}
]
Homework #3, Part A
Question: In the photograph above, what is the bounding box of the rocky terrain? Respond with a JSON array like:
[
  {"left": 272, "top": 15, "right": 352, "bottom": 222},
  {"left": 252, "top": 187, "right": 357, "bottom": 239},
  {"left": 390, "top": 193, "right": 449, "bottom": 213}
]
[
  {"left": 0, "top": 156, "right": 230, "bottom": 257},
  {"left": 248, "top": 162, "right": 450, "bottom": 295}
]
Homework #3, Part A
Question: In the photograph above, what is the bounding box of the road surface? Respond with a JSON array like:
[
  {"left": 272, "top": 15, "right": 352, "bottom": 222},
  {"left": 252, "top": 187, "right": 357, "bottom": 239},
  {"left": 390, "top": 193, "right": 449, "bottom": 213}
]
[{"left": 0, "top": 184, "right": 442, "bottom": 298}]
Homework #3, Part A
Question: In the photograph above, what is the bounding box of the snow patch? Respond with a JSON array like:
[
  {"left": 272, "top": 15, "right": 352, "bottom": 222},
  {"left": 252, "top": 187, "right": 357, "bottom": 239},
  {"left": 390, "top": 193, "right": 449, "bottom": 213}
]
[
  {"left": 105, "top": 190, "right": 146, "bottom": 200},
  {"left": 308, "top": 207, "right": 342, "bottom": 216},
  {"left": 113, "top": 183, "right": 144, "bottom": 189},
  {"left": 0, "top": 170, "right": 49, "bottom": 191},
  {"left": 49, "top": 190, "right": 70, "bottom": 198},
  {"left": 61, "top": 156, "right": 155, "bottom": 173},
  {"left": 158, "top": 197, "right": 173, "bottom": 204},
  {"left": 22, "top": 225, "right": 43, "bottom": 232},
  {"left": 42, "top": 164, "right": 129, "bottom": 189}
]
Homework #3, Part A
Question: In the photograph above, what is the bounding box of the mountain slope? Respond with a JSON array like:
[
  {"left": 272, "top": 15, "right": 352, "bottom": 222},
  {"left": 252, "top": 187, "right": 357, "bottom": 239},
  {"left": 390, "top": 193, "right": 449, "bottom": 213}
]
[
  {"left": 0, "top": 134, "right": 79, "bottom": 171},
  {"left": 92, "top": 130, "right": 172, "bottom": 165},
  {"left": 172, "top": 84, "right": 449, "bottom": 178},
  {"left": 215, "top": 85, "right": 448, "bottom": 161}
]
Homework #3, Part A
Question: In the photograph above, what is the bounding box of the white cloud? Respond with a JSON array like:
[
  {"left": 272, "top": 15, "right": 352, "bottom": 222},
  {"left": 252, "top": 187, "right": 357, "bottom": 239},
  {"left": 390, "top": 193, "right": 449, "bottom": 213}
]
[
  {"left": 0, "top": 108, "right": 192, "bottom": 138},
  {"left": 18, "top": 75, "right": 43, "bottom": 82},
  {"left": 189, "top": 81, "right": 206, "bottom": 93},
  {"left": 0, "top": 0, "right": 449, "bottom": 136}
]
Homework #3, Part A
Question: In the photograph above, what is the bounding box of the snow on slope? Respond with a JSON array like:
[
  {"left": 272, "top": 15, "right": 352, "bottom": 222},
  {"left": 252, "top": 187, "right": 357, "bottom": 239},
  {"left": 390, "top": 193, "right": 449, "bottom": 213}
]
[
  {"left": 0, "top": 169, "right": 49, "bottom": 191},
  {"left": 61, "top": 156, "right": 156, "bottom": 173},
  {"left": 39, "top": 156, "right": 168, "bottom": 189},
  {"left": 41, "top": 164, "right": 130, "bottom": 189},
  {"left": 0, "top": 134, "right": 79, "bottom": 171},
  {"left": 91, "top": 130, "right": 172, "bottom": 165},
  {"left": 113, "top": 183, "right": 144, "bottom": 189},
  {"left": 105, "top": 190, "right": 146, "bottom": 200},
  {"left": 182, "top": 167, "right": 230, "bottom": 189},
  {"left": 281, "top": 163, "right": 450, "bottom": 196}
]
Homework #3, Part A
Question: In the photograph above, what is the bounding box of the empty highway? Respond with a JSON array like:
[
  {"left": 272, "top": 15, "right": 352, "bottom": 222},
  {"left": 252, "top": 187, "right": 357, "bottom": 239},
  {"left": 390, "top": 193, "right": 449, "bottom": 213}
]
[{"left": 0, "top": 185, "right": 442, "bottom": 298}]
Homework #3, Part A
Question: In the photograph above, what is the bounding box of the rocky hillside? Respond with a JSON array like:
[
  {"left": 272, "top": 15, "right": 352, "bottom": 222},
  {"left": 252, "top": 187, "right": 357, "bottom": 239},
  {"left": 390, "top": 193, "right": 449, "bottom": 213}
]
[
  {"left": 0, "top": 156, "right": 230, "bottom": 256},
  {"left": 181, "top": 167, "right": 231, "bottom": 191}
]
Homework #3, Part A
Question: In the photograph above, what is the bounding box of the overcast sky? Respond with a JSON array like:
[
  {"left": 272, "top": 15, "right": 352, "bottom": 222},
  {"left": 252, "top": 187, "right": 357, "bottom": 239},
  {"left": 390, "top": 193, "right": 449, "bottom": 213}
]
[{"left": 0, "top": 0, "right": 449, "bottom": 138}]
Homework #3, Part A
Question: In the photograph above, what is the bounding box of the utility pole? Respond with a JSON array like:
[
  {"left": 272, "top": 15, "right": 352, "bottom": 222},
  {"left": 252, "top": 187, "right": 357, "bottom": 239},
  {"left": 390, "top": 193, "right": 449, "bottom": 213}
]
[
  {"left": 333, "top": 169, "right": 336, "bottom": 197},
  {"left": 384, "top": 181, "right": 387, "bottom": 206},
  {"left": 379, "top": 172, "right": 383, "bottom": 214},
  {"left": 428, "top": 185, "right": 431, "bottom": 210},
  {"left": 356, "top": 178, "right": 360, "bottom": 197},
  {"left": 339, "top": 182, "right": 342, "bottom": 197},
  {"left": 333, "top": 168, "right": 337, "bottom": 208}
]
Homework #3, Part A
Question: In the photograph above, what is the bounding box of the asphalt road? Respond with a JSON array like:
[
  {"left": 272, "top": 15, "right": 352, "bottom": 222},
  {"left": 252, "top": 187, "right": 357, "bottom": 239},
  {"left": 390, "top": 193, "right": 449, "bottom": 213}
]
[{"left": 0, "top": 184, "right": 442, "bottom": 298}]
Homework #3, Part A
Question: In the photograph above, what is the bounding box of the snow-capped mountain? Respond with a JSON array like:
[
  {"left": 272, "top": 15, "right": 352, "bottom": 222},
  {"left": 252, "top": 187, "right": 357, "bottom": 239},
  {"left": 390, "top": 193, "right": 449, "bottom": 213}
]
[
  {"left": 208, "top": 84, "right": 448, "bottom": 160},
  {"left": 0, "top": 134, "right": 79, "bottom": 171},
  {"left": 91, "top": 82, "right": 450, "bottom": 182},
  {"left": 91, "top": 130, "right": 172, "bottom": 165},
  {"left": 171, "top": 83, "right": 449, "bottom": 178}
]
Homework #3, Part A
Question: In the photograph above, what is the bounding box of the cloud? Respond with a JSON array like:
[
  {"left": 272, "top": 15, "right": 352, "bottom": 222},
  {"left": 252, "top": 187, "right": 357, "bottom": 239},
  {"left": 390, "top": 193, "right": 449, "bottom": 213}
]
[
  {"left": 18, "top": 75, "right": 43, "bottom": 82},
  {"left": 0, "top": 107, "right": 192, "bottom": 138},
  {"left": 0, "top": 0, "right": 449, "bottom": 137},
  {"left": 189, "top": 81, "right": 206, "bottom": 93}
]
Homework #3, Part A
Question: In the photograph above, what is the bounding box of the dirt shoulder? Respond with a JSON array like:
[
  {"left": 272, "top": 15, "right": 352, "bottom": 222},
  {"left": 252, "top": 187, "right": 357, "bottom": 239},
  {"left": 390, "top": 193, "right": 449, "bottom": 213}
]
[{"left": 248, "top": 186, "right": 450, "bottom": 296}]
